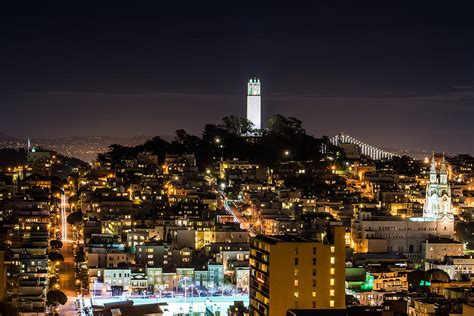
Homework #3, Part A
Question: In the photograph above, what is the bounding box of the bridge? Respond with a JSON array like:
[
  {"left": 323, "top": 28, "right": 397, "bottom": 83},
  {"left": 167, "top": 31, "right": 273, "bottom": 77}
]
[{"left": 330, "top": 133, "right": 397, "bottom": 160}]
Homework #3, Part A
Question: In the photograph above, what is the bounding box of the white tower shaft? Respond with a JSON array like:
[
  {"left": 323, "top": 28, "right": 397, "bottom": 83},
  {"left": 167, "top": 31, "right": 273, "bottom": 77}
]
[{"left": 247, "top": 78, "right": 261, "bottom": 129}]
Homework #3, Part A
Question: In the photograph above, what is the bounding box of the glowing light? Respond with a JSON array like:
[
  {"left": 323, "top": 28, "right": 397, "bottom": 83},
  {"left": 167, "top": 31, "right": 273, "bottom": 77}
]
[{"left": 61, "top": 192, "right": 67, "bottom": 242}]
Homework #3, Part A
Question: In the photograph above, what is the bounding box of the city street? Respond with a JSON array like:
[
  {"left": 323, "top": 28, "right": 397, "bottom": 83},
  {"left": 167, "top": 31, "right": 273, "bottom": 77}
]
[
  {"left": 58, "top": 203, "right": 79, "bottom": 315},
  {"left": 224, "top": 200, "right": 256, "bottom": 237}
]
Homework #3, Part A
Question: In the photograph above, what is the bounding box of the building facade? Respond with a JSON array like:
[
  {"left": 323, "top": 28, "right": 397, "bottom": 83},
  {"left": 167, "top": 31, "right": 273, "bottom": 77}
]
[{"left": 249, "top": 226, "right": 345, "bottom": 315}]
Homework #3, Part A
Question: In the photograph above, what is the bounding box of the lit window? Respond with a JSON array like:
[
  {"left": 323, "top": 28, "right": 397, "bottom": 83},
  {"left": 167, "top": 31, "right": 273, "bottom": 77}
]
[
  {"left": 330, "top": 268, "right": 335, "bottom": 275},
  {"left": 330, "top": 246, "right": 335, "bottom": 253},
  {"left": 294, "top": 279, "right": 298, "bottom": 287},
  {"left": 294, "top": 291, "right": 299, "bottom": 298},
  {"left": 330, "top": 278, "right": 335, "bottom": 285},
  {"left": 330, "top": 289, "right": 335, "bottom": 296},
  {"left": 330, "top": 300, "right": 335, "bottom": 308},
  {"left": 312, "top": 292, "right": 316, "bottom": 298},
  {"left": 330, "top": 257, "right": 335, "bottom": 264}
]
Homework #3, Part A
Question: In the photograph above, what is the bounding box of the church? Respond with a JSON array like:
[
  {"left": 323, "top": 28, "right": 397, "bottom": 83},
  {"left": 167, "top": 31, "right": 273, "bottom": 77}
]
[
  {"left": 351, "top": 155, "right": 455, "bottom": 256},
  {"left": 422, "top": 155, "right": 455, "bottom": 236}
]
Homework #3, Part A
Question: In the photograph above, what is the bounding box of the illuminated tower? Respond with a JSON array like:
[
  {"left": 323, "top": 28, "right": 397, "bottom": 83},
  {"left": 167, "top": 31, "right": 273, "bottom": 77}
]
[{"left": 247, "top": 78, "right": 261, "bottom": 130}]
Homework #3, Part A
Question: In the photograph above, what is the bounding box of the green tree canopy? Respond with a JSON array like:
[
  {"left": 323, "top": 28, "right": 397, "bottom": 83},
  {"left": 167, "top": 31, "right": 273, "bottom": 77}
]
[
  {"left": 48, "top": 252, "right": 64, "bottom": 263},
  {"left": 46, "top": 290, "right": 67, "bottom": 306},
  {"left": 67, "top": 211, "right": 83, "bottom": 226},
  {"left": 50, "top": 239, "right": 63, "bottom": 249}
]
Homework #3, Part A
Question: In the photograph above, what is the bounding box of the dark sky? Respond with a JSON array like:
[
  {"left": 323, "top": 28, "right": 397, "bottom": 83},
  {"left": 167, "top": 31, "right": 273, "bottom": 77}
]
[{"left": 1, "top": 3, "right": 474, "bottom": 153}]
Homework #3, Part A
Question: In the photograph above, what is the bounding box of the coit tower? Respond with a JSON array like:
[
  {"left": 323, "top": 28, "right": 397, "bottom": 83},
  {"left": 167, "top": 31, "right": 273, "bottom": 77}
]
[{"left": 247, "top": 78, "right": 261, "bottom": 129}]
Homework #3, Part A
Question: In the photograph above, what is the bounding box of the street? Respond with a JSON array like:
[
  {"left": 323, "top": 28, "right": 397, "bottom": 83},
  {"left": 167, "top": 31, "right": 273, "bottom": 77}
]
[{"left": 223, "top": 200, "right": 256, "bottom": 237}]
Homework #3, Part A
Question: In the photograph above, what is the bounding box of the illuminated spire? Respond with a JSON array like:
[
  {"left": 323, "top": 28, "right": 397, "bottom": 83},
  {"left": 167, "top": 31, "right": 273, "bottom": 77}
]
[
  {"left": 440, "top": 154, "right": 448, "bottom": 184},
  {"left": 430, "top": 152, "right": 437, "bottom": 184},
  {"left": 440, "top": 154, "right": 447, "bottom": 172},
  {"left": 430, "top": 152, "right": 437, "bottom": 173}
]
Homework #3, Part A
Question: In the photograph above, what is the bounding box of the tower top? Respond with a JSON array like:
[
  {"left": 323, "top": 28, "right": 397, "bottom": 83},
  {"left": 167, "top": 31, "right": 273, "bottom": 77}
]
[{"left": 247, "top": 78, "right": 261, "bottom": 96}]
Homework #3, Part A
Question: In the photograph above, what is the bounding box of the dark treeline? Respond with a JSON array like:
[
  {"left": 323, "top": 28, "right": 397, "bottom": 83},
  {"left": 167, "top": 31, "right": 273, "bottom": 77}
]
[{"left": 98, "top": 115, "right": 343, "bottom": 168}]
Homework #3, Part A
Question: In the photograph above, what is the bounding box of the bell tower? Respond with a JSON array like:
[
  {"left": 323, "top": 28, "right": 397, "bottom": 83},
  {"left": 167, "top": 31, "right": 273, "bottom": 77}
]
[{"left": 247, "top": 78, "right": 261, "bottom": 130}]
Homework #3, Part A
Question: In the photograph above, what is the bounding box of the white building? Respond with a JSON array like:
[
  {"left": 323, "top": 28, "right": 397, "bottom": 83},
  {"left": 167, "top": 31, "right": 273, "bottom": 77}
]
[
  {"left": 247, "top": 78, "right": 261, "bottom": 130},
  {"left": 351, "top": 156, "right": 454, "bottom": 256},
  {"left": 103, "top": 268, "right": 131, "bottom": 290}
]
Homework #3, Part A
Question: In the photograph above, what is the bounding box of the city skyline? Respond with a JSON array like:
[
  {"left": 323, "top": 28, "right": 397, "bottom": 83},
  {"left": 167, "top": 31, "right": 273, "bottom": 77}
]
[
  {"left": 2, "top": 5, "right": 474, "bottom": 315},
  {"left": 2, "top": 3, "right": 474, "bottom": 154}
]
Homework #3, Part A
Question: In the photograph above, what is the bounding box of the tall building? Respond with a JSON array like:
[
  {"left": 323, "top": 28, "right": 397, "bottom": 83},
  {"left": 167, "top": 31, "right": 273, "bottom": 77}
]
[
  {"left": 424, "top": 155, "right": 454, "bottom": 222},
  {"left": 247, "top": 78, "right": 261, "bottom": 130},
  {"left": 249, "top": 226, "right": 345, "bottom": 315}
]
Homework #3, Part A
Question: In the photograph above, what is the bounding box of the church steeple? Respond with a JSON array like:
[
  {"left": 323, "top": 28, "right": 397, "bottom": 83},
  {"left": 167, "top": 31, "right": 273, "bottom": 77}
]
[
  {"left": 440, "top": 154, "right": 448, "bottom": 185},
  {"left": 430, "top": 153, "right": 437, "bottom": 184}
]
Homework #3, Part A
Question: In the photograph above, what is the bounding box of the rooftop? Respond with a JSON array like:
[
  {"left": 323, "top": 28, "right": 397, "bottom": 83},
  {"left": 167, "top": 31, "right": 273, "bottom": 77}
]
[{"left": 426, "top": 237, "right": 463, "bottom": 244}]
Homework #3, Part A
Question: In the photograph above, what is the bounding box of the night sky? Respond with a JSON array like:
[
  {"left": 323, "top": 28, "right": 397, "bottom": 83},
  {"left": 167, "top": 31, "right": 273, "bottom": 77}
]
[{"left": 1, "top": 3, "right": 474, "bottom": 153}]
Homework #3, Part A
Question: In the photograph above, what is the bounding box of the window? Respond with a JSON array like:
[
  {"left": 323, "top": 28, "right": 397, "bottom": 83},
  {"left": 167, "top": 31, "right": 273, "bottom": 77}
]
[
  {"left": 294, "top": 258, "right": 299, "bottom": 266},
  {"left": 312, "top": 258, "right": 316, "bottom": 265},
  {"left": 330, "top": 246, "right": 335, "bottom": 253},
  {"left": 294, "top": 269, "right": 299, "bottom": 277},
  {"left": 330, "top": 278, "right": 335, "bottom": 286},
  {"left": 312, "top": 279, "right": 316, "bottom": 287},
  {"left": 294, "top": 247, "right": 299, "bottom": 255},
  {"left": 330, "top": 268, "right": 335, "bottom": 275},
  {"left": 312, "top": 247, "right": 316, "bottom": 255},
  {"left": 330, "top": 289, "right": 335, "bottom": 296},
  {"left": 330, "top": 257, "right": 335, "bottom": 264},
  {"left": 294, "top": 279, "right": 298, "bottom": 287},
  {"left": 330, "top": 300, "right": 335, "bottom": 308},
  {"left": 312, "top": 292, "right": 316, "bottom": 298},
  {"left": 312, "top": 269, "right": 316, "bottom": 276},
  {"left": 312, "top": 301, "right": 316, "bottom": 308},
  {"left": 294, "top": 291, "right": 299, "bottom": 298}
]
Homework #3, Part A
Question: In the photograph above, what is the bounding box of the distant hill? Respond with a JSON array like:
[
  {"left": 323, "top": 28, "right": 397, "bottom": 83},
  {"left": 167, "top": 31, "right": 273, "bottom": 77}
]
[
  {"left": 0, "top": 148, "right": 27, "bottom": 169},
  {"left": 0, "top": 133, "right": 18, "bottom": 141},
  {"left": 0, "top": 135, "right": 153, "bottom": 162},
  {"left": 0, "top": 147, "right": 87, "bottom": 178}
]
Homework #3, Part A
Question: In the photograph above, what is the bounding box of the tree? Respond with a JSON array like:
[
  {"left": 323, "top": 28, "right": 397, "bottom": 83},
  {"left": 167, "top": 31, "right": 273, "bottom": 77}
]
[
  {"left": 267, "top": 115, "right": 305, "bottom": 137},
  {"left": 46, "top": 290, "right": 67, "bottom": 306},
  {"left": 174, "top": 129, "right": 200, "bottom": 150},
  {"left": 67, "top": 211, "right": 83, "bottom": 226},
  {"left": 75, "top": 249, "right": 86, "bottom": 263},
  {"left": 222, "top": 115, "right": 254, "bottom": 135},
  {"left": 50, "top": 240, "right": 63, "bottom": 249},
  {"left": 48, "top": 252, "right": 64, "bottom": 263}
]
